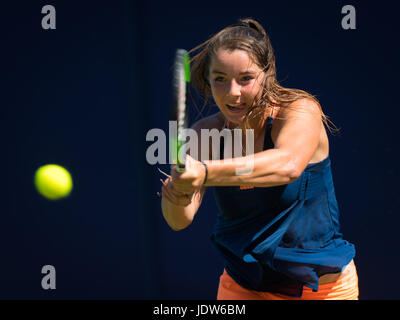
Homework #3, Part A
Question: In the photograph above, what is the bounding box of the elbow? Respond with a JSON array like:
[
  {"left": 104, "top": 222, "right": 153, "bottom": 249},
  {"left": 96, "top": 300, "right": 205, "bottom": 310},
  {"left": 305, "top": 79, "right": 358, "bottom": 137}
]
[
  {"left": 169, "top": 221, "right": 192, "bottom": 231},
  {"left": 164, "top": 215, "right": 193, "bottom": 231},
  {"left": 279, "top": 153, "right": 303, "bottom": 183},
  {"left": 287, "top": 167, "right": 302, "bottom": 183},
  {"left": 161, "top": 200, "right": 194, "bottom": 231}
]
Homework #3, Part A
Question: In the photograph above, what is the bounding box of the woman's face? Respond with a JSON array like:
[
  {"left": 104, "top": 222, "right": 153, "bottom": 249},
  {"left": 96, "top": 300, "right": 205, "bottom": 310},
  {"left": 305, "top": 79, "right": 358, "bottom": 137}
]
[{"left": 208, "top": 48, "right": 265, "bottom": 125}]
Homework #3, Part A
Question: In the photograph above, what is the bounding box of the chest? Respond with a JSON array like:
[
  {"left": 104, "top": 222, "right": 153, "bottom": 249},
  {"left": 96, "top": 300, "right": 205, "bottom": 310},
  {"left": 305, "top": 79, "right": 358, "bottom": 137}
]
[{"left": 221, "top": 127, "right": 268, "bottom": 157}]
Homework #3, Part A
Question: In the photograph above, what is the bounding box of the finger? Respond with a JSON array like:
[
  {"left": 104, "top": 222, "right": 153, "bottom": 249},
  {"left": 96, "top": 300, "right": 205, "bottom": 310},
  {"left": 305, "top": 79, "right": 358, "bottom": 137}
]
[
  {"left": 163, "top": 176, "right": 173, "bottom": 186},
  {"left": 162, "top": 188, "right": 191, "bottom": 206},
  {"left": 168, "top": 184, "right": 186, "bottom": 197},
  {"left": 162, "top": 183, "right": 192, "bottom": 205},
  {"left": 170, "top": 165, "right": 184, "bottom": 179},
  {"left": 166, "top": 179, "right": 187, "bottom": 196},
  {"left": 162, "top": 184, "right": 183, "bottom": 203},
  {"left": 161, "top": 187, "right": 179, "bottom": 205},
  {"left": 172, "top": 183, "right": 192, "bottom": 195}
]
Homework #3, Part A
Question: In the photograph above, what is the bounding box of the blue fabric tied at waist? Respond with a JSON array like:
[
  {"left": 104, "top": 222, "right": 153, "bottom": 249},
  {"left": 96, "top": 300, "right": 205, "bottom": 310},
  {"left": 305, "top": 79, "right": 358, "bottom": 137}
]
[{"left": 211, "top": 157, "right": 355, "bottom": 296}]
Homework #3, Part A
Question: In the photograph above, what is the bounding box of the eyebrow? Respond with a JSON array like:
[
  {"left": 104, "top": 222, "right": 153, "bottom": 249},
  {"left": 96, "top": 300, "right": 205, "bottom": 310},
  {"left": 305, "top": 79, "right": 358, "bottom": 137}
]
[{"left": 211, "top": 69, "right": 256, "bottom": 75}]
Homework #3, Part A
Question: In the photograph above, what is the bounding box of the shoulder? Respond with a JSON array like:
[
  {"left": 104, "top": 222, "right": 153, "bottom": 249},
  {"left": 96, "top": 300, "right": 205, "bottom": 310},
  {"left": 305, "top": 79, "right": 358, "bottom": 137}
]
[
  {"left": 191, "top": 111, "right": 225, "bottom": 132},
  {"left": 277, "top": 98, "right": 322, "bottom": 120},
  {"left": 272, "top": 97, "right": 323, "bottom": 146}
]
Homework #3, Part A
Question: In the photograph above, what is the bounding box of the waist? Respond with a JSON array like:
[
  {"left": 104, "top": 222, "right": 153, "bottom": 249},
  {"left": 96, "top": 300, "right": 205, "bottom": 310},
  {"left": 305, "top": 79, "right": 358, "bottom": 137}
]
[{"left": 318, "top": 259, "right": 355, "bottom": 285}]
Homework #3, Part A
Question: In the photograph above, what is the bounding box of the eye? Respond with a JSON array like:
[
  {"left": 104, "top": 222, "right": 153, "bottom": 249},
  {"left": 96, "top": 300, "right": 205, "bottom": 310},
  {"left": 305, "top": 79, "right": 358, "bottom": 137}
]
[
  {"left": 241, "top": 76, "right": 254, "bottom": 82},
  {"left": 213, "top": 76, "right": 225, "bottom": 83}
]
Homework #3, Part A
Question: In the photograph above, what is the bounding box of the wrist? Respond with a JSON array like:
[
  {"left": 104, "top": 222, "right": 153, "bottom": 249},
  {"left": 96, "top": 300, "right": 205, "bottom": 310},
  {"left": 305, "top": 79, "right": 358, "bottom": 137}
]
[{"left": 200, "top": 160, "right": 208, "bottom": 186}]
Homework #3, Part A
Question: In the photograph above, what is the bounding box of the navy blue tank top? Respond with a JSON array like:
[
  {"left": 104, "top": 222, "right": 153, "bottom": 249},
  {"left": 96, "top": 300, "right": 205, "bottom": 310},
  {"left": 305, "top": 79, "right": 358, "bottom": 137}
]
[{"left": 211, "top": 116, "right": 355, "bottom": 297}]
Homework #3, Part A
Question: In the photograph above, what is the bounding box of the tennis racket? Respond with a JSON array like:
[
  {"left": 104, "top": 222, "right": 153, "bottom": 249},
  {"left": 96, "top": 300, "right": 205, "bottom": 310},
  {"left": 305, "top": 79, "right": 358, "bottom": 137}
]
[{"left": 170, "top": 49, "right": 191, "bottom": 172}]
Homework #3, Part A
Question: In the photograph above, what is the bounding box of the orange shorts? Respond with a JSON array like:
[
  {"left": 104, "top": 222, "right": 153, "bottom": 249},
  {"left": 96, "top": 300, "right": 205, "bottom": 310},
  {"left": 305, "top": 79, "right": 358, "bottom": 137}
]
[{"left": 217, "top": 260, "right": 359, "bottom": 300}]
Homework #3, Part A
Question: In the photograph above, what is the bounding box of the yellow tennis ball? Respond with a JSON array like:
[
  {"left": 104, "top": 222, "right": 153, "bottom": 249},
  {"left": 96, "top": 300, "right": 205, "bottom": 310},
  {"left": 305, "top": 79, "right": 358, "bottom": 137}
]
[{"left": 34, "top": 164, "right": 73, "bottom": 200}]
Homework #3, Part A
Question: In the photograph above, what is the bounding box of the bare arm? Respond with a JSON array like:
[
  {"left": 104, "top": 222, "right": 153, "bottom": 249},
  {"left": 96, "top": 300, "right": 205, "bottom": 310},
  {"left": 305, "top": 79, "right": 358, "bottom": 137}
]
[
  {"left": 161, "top": 181, "right": 206, "bottom": 231},
  {"left": 160, "top": 117, "right": 214, "bottom": 231},
  {"left": 171, "top": 99, "right": 323, "bottom": 193},
  {"left": 206, "top": 99, "right": 322, "bottom": 187}
]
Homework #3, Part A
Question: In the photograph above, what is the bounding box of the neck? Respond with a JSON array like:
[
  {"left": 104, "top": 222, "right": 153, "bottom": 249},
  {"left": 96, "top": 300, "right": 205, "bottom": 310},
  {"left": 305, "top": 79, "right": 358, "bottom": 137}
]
[
  {"left": 224, "top": 105, "right": 274, "bottom": 137},
  {"left": 237, "top": 108, "right": 269, "bottom": 140}
]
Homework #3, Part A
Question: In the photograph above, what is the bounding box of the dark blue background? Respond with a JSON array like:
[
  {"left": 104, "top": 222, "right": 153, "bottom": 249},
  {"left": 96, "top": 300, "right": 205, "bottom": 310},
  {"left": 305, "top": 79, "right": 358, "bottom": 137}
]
[{"left": 2, "top": 0, "right": 399, "bottom": 299}]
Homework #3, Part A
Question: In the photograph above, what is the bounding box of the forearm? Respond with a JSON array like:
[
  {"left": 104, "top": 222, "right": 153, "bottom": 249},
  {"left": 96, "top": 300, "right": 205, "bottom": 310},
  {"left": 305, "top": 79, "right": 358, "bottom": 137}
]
[{"left": 204, "top": 148, "right": 300, "bottom": 187}]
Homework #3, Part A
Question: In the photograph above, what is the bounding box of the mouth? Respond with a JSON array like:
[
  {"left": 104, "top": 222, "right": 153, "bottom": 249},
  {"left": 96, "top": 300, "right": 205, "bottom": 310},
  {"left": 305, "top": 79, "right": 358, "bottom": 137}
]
[{"left": 226, "top": 103, "right": 247, "bottom": 113}]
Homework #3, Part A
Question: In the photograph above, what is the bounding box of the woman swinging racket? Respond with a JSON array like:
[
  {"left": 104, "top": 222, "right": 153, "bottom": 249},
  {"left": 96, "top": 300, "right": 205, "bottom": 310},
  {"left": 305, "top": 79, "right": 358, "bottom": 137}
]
[{"left": 160, "top": 18, "right": 358, "bottom": 300}]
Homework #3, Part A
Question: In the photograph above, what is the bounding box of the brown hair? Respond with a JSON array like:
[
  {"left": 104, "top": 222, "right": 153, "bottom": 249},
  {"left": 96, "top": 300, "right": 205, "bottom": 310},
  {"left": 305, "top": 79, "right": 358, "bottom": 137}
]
[{"left": 188, "top": 17, "right": 338, "bottom": 133}]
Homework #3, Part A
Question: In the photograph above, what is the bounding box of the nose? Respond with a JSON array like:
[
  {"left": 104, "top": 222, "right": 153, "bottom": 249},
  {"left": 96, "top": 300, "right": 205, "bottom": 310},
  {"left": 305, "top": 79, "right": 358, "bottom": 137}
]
[{"left": 227, "top": 79, "right": 241, "bottom": 97}]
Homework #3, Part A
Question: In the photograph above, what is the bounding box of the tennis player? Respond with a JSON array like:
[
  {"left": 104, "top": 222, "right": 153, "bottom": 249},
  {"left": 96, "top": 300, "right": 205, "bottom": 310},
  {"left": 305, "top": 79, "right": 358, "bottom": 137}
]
[{"left": 160, "top": 18, "right": 358, "bottom": 300}]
